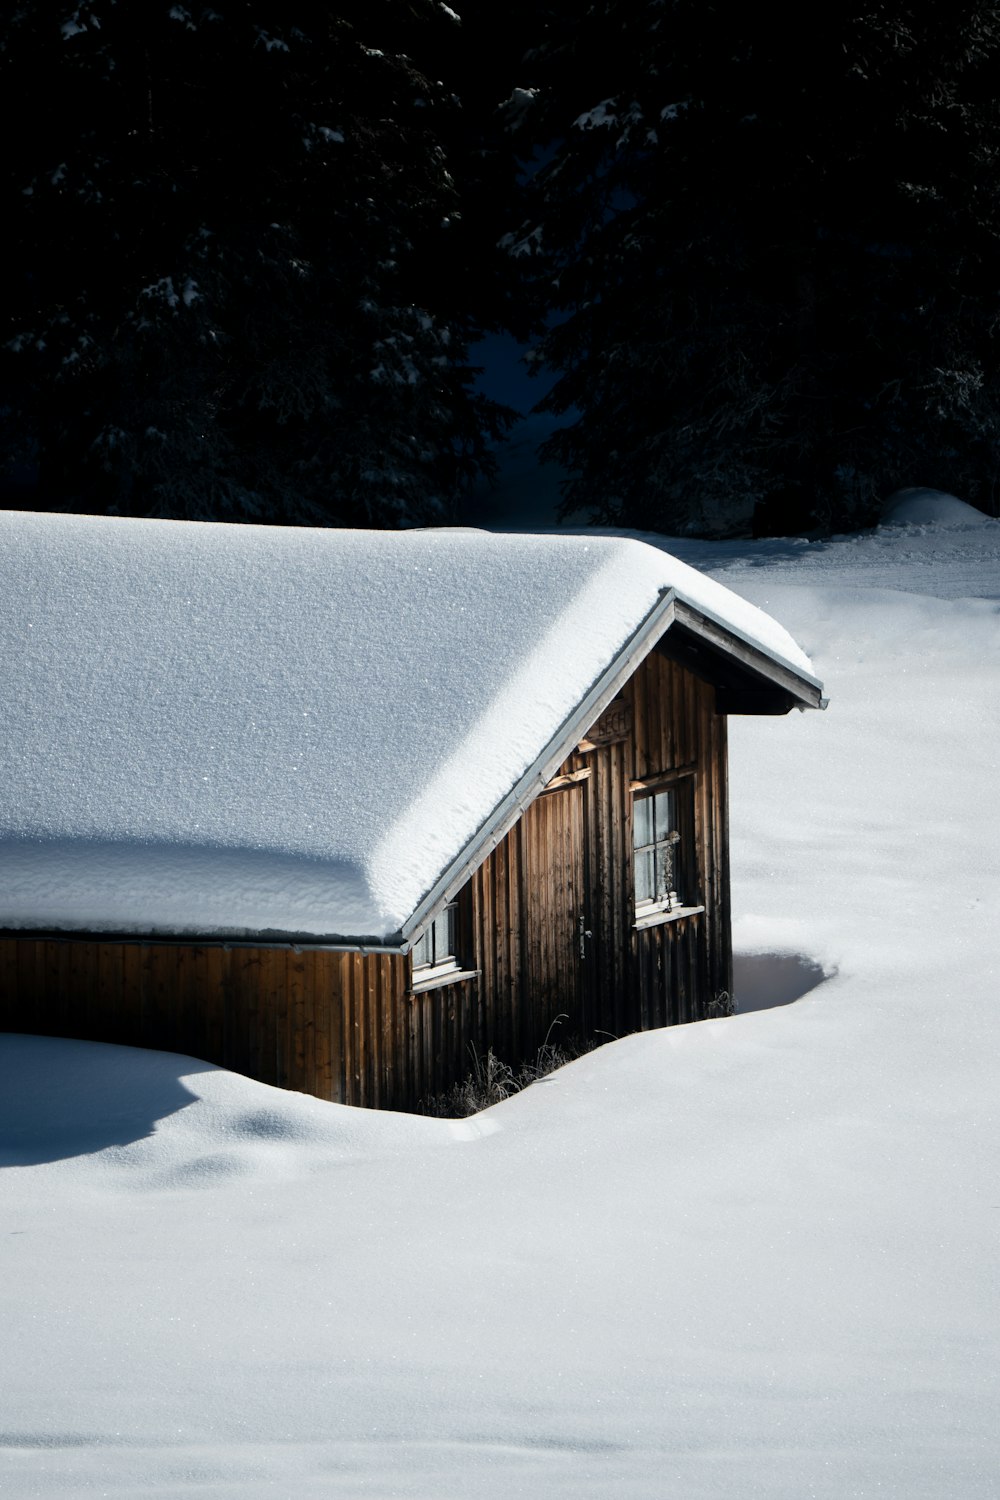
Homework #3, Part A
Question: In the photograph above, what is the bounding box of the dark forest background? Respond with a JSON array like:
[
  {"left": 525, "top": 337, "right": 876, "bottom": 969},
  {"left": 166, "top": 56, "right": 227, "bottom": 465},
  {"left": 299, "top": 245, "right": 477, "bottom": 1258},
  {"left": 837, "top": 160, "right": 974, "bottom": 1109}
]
[{"left": 3, "top": 1, "right": 1000, "bottom": 537}]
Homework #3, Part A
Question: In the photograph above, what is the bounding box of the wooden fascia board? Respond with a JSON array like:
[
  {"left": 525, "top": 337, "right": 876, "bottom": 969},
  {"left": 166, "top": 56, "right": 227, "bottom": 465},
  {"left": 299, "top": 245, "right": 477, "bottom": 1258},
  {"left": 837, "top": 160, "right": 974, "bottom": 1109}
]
[{"left": 0, "top": 927, "right": 407, "bottom": 955}]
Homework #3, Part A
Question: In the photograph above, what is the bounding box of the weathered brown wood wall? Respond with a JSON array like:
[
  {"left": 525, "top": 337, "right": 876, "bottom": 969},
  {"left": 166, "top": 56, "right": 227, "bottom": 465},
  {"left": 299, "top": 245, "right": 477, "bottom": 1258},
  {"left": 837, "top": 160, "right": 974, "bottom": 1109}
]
[
  {"left": 465, "top": 646, "right": 731, "bottom": 1069},
  {"left": 0, "top": 943, "right": 414, "bottom": 1109},
  {"left": 0, "top": 645, "right": 731, "bottom": 1111}
]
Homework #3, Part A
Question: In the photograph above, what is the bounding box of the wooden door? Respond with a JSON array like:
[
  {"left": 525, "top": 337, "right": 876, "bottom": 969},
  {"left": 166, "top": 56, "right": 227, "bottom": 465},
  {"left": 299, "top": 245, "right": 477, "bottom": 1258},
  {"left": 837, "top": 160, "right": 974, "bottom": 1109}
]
[{"left": 518, "top": 779, "right": 591, "bottom": 1054}]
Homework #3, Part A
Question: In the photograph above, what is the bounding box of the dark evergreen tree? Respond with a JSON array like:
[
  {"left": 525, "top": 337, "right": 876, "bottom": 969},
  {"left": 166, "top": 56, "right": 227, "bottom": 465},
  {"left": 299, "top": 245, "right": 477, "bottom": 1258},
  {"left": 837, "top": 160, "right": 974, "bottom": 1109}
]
[
  {"left": 429, "top": 6, "right": 549, "bottom": 343},
  {"left": 509, "top": 2, "right": 1000, "bottom": 534},
  {"left": 0, "top": 1, "right": 515, "bottom": 524}
]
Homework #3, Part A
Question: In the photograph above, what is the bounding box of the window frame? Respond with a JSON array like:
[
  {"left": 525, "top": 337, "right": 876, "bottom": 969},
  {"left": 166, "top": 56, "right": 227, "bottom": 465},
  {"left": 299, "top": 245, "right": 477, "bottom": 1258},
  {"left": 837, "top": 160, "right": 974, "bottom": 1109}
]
[
  {"left": 631, "top": 772, "right": 705, "bottom": 930},
  {"left": 409, "top": 893, "right": 479, "bottom": 993}
]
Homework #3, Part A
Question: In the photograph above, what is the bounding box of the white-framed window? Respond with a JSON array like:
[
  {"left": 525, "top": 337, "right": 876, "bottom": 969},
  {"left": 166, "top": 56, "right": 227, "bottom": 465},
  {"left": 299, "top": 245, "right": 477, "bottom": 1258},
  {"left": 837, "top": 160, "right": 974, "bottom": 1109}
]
[
  {"left": 411, "top": 901, "right": 458, "bottom": 975},
  {"left": 632, "top": 779, "right": 704, "bottom": 928},
  {"left": 410, "top": 898, "right": 480, "bottom": 992}
]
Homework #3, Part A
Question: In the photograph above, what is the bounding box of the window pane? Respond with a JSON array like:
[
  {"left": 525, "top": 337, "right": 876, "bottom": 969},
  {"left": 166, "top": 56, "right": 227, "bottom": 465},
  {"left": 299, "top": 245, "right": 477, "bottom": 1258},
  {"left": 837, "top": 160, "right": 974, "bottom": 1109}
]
[
  {"left": 635, "top": 848, "right": 654, "bottom": 903},
  {"left": 437, "top": 905, "right": 456, "bottom": 962},
  {"left": 634, "top": 796, "right": 652, "bottom": 849},
  {"left": 655, "top": 844, "right": 676, "bottom": 901},
  {"left": 417, "top": 904, "right": 457, "bottom": 968},
  {"left": 654, "top": 788, "right": 676, "bottom": 842}
]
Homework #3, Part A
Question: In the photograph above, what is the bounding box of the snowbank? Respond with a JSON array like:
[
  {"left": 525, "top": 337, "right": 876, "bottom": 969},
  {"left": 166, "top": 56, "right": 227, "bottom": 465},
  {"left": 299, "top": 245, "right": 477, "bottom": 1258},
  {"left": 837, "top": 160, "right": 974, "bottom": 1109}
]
[{"left": 880, "top": 486, "right": 995, "bottom": 528}]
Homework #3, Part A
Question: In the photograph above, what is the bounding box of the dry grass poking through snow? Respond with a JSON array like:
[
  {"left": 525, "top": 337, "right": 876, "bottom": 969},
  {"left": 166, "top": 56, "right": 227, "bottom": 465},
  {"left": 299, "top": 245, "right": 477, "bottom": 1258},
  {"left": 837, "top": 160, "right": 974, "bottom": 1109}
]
[{"left": 419, "top": 1022, "right": 601, "bottom": 1117}]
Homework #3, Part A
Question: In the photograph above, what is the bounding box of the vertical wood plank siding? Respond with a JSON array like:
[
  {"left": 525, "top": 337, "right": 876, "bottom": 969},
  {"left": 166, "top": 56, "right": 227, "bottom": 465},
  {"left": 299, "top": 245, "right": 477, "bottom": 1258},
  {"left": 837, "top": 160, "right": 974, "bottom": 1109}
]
[
  {"left": 467, "top": 648, "right": 732, "bottom": 1068},
  {"left": 0, "top": 648, "right": 732, "bottom": 1110},
  {"left": 0, "top": 944, "right": 411, "bottom": 1110}
]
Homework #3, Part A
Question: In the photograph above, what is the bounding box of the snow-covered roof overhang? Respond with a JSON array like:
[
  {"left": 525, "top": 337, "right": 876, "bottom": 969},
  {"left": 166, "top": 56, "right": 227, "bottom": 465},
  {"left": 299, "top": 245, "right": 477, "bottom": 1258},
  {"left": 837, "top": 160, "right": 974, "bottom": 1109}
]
[{"left": 0, "top": 513, "right": 822, "bottom": 947}]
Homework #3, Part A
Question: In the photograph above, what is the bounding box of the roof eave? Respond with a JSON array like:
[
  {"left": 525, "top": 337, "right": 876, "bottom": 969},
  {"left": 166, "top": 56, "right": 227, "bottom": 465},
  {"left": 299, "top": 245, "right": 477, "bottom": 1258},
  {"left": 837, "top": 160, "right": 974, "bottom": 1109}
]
[
  {"left": 0, "top": 926, "right": 407, "bottom": 955},
  {"left": 668, "top": 599, "right": 826, "bottom": 712}
]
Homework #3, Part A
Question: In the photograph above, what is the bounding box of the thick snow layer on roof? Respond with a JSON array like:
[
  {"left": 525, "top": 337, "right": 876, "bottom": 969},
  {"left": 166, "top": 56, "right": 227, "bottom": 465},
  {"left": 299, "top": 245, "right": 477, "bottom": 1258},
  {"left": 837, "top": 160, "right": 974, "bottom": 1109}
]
[{"left": 0, "top": 512, "right": 814, "bottom": 939}]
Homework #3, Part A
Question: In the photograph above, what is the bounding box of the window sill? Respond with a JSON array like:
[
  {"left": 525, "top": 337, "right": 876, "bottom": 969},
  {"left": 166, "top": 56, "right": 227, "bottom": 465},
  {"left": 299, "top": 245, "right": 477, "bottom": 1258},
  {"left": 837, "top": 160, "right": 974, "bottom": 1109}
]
[
  {"left": 409, "top": 966, "right": 480, "bottom": 995},
  {"left": 633, "top": 903, "right": 705, "bottom": 932}
]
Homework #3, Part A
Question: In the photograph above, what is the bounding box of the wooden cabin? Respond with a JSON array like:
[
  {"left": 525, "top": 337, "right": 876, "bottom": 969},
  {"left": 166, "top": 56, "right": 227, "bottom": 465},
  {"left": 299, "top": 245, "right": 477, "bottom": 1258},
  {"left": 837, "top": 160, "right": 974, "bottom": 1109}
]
[{"left": 0, "top": 512, "right": 823, "bottom": 1110}]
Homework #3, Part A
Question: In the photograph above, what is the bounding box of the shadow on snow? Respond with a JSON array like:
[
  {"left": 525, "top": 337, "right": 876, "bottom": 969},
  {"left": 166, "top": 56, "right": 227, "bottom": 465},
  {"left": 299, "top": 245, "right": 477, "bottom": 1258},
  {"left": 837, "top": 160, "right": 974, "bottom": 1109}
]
[
  {"left": 733, "top": 953, "right": 829, "bottom": 1014},
  {"left": 0, "top": 1034, "right": 209, "bottom": 1166}
]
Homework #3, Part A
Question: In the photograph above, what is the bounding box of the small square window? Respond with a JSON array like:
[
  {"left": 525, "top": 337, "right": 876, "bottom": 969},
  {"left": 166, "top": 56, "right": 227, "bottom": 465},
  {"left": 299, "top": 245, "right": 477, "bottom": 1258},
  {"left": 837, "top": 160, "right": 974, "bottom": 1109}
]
[
  {"left": 411, "top": 902, "right": 457, "bottom": 972},
  {"left": 409, "top": 896, "right": 482, "bottom": 992}
]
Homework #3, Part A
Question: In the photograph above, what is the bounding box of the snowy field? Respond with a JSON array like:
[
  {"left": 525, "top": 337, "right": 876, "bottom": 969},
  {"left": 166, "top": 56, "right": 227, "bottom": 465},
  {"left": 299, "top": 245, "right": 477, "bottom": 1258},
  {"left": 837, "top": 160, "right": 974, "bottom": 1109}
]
[{"left": 2, "top": 496, "right": 999, "bottom": 1498}]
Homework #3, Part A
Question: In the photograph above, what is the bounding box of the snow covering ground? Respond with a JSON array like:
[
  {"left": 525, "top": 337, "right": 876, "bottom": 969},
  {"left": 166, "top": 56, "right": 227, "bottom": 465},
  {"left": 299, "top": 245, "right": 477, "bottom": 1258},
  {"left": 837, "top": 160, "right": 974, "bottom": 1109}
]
[{"left": 2, "top": 494, "right": 1000, "bottom": 1498}]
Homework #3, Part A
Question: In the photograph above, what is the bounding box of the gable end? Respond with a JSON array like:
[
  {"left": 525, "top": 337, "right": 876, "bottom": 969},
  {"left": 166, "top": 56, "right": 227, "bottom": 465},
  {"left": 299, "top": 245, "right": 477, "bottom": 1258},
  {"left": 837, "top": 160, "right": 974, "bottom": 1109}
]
[{"left": 659, "top": 600, "right": 826, "bottom": 714}]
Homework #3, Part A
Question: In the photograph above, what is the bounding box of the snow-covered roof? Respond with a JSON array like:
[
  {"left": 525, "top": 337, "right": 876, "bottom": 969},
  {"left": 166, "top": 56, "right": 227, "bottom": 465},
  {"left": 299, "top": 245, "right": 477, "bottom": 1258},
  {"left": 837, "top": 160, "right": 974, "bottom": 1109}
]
[{"left": 0, "top": 512, "right": 820, "bottom": 944}]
